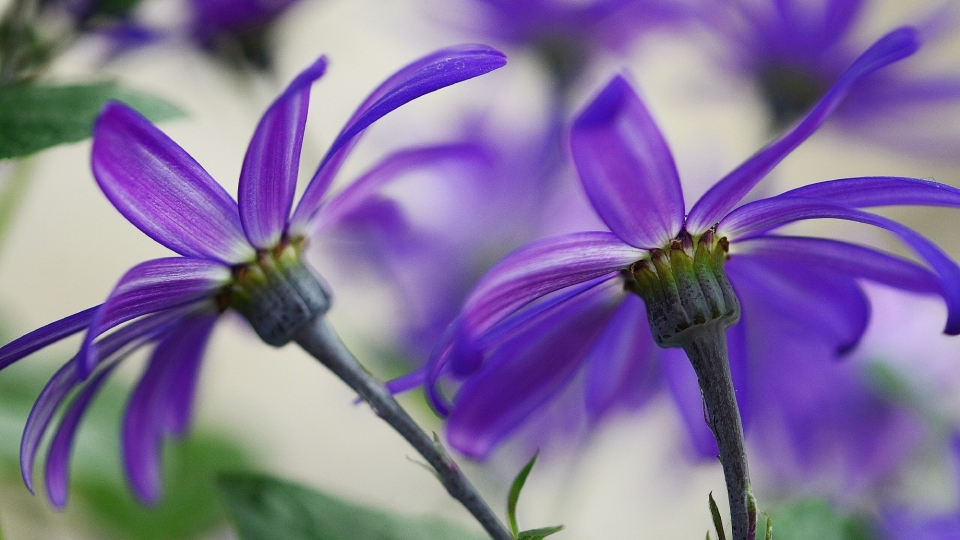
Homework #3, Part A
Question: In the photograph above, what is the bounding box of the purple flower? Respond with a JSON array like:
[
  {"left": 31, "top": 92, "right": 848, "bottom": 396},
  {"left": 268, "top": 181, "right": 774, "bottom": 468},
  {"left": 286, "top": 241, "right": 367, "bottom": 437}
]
[
  {"left": 450, "top": 0, "right": 689, "bottom": 90},
  {"left": 0, "top": 45, "right": 506, "bottom": 506},
  {"left": 697, "top": 0, "right": 960, "bottom": 153},
  {"left": 422, "top": 27, "right": 960, "bottom": 461},
  {"left": 187, "top": 0, "right": 303, "bottom": 69}
]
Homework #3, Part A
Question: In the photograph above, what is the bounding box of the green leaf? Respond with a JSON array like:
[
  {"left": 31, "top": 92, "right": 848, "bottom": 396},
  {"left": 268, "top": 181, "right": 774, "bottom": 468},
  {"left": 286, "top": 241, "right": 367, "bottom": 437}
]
[
  {"left": 0, "top": 361, "right": 254, "bottom": 540},
  {"left": 708, "top": 492, "right": 727, "bottom": 540},
  {"left": 517, "top": 525, "right": 563, "bottom": 540},
  {"left": 0, "top": 83, "right": 184, "bottom": 159},
  {"left": 768, "top": 498, "right": 878, "bottom": 540},
  {"left": 217, "top": 472, "right": 487, "bottom": 540},
  {"left": 508, "top": 451, "right": 539, "bottom": 537}
]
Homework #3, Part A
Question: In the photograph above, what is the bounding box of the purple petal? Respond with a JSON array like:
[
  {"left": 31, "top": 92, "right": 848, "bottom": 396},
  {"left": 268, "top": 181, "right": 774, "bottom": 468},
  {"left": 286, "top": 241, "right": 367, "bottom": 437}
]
[
  {"left": 312, "top": 143, "right": 489, "bottom": 233},
  {"left": 159, "top": 313, "right": 218, "bottom": 436},
  {"left": 570, "top": 75, "right": 685, "bottom": 248},
  {"left": 124, "top": 311, "right": 217, "bottom": 503},
  {"left": 78, "top": 258, "right": 228, "bottom": 379},
  {"left": 459, "top": 232, "right": 643, "bottom": 339},
  {"left": 686, "top": 27, "right": 920, "bottom": 232},
  {"left": 446, "top": 279, "right": 624, "bottom": 459},
  {"left": 44, "top": 362, "right": 119, "bottom": 508},
  {"left": 582, "top": 294, "right": 659, "bottom": 418},
  {"left": 0, "top": 306, "right": 99, "bottom": 371},
  {"left": 92, "top": 102, "right": 254, "bottom": 263},
  {"left": 780, "top": 176, "right": 960, "bottom": 209},
  {"left": 289, "top": 44, "right": 508, "bottom": 232},
  {"left": 728, "top": 255, "right": 869, "bottom": 356},
  {"left": 734, "top": 235, "right": 941, "bottom": 294},
  {"left": 239, "top": 56, "right": 327, "bottom": 249},
  {"left": 20, "top": 309, "right": 186, "bottom": 494},
  {"left": 720, "top": 200, "right": 960, "bottom": 335}
]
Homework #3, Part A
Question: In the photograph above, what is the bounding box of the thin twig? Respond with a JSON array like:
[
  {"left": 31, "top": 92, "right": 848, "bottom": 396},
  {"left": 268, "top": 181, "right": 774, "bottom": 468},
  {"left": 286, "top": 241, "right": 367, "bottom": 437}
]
[{"left": 293, "top": 316, "right": 513, "bottom": 540}]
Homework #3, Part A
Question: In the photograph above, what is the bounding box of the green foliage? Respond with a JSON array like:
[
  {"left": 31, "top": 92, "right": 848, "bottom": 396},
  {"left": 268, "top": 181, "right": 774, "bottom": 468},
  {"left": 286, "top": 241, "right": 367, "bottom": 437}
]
[
  {"left": 708, "top": 492, "right": 727, "bottom": 540},
  {"left": 217, "top": 472, "right": 487, "bottom": 540},
  {"left": 508, "top": 451, "right": 539, "bottom": 537},
  {"left": 517, "top": 525, "right": 563, "bottom": 540},
  {"left": 0, "top": 362, "right": 254, "bottom": 540},
  {"left": 0, "top": 83, "right": 183, "bottom": 159},
  {"left": 768, "top": 498, "right": 877, "bottom": 540}
]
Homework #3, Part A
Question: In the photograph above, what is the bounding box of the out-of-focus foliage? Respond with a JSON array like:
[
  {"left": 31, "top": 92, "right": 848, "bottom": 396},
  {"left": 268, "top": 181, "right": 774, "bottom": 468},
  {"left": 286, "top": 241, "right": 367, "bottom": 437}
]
[
  {"left": 768, "top": 498, "right": 876, "bottom": 540},
  {"left": 217, "top": 472, "right": 487, "bottom": 540},
  {"left": 0, "top": 83, "right": 183, "bottom": 159},
  {"left": 0, "top": 359, "right": 254, "bottom": 540}
]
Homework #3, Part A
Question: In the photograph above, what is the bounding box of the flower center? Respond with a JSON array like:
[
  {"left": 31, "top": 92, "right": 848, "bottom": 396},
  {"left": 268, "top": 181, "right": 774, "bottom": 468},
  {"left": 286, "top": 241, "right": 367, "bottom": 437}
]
[
  {"left": 224, "top": 239, "right": 331, "bottom": 346},
  {"left": 623, "top": 229, "right": 740, "bottom": 348}
]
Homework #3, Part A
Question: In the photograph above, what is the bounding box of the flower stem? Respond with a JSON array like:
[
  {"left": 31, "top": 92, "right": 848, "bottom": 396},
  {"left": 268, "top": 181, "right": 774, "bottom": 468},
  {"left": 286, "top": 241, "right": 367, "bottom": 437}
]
[
  {"left": 293, "top": 316, "right": 513, "bottom": 540},
  {"left": 682, "top": 325, "right": 751, "bottom": 540}
]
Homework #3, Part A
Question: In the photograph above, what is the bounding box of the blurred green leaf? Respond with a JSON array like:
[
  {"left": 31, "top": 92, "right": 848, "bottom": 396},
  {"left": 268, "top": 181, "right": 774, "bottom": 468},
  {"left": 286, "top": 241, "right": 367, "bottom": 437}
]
[
  {"left": 508, "top": 451, "right": 539, "bottom": 537},
  {"left": 0, "top": 83, "right": 184, "bottom": 159},
  {"left": 217, "top": 472, "right": 486, "bottom": 540},
  {"left": 769, "top": 498, "right": 877, "bottom": 540},
  {"left": 517, "top": 525, "right": 563, "bottom": 540},
  {"left": 0, "top": 361, "right": 254, "bottom": 540}
]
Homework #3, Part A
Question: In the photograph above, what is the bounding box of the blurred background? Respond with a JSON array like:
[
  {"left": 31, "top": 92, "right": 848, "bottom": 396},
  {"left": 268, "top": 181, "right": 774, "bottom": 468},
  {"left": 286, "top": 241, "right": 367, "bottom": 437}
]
[{"left": 0, "top": 0, "right": 959, "bottom": 538}]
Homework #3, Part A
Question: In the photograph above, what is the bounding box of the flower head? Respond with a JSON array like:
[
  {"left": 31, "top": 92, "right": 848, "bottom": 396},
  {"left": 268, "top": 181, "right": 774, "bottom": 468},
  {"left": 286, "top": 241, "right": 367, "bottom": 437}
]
[
  {"left": 0, "top": 44, "right": 506, "bottom": 506},
  {"left": 422, "top": 27, "right": 960, "bottom": 460},
  {"left": 697, "top": 0, "right": 960, "bottom": 154}
]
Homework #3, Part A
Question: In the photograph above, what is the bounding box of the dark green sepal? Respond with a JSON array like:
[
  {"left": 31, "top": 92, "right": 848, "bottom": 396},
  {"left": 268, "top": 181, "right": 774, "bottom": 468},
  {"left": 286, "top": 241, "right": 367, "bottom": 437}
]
[
  {"left": 709, "top": 491, "right": 727, "bottom": 540},
  {"left": 229, "top": 244, "right": 331, "bottom": 347}
]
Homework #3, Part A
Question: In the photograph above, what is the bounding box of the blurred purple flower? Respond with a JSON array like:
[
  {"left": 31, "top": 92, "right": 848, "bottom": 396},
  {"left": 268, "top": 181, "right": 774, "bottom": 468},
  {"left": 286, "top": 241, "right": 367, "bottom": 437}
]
[
  {"left": 881, "top": 434, "right": 960, "bottom": 540},
  {"left": 450, "top": 0, "right": 690, "bottom": 91},
  {"left": 0, "top": 45, "right": 506, "bottom": 506},
  {"left": 697, "top": 0, "right": 960, "bottom": 155},
  {"left": 187, "top": 0, "right": 303, "bottom": 69},
  {"left": 419, "top": 27, "right": 960, "bottom": 461}
]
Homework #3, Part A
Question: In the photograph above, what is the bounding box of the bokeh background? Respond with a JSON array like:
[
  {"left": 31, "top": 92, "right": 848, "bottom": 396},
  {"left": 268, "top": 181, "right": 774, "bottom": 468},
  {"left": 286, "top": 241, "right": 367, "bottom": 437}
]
[{"left": 0, "top": 0, "right": 959, "bottom": 538}]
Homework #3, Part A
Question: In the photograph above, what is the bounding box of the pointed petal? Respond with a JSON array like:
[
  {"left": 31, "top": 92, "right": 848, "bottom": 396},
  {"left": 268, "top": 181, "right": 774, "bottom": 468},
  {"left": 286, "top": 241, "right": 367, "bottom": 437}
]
[
  {"left": 460, "top": 232, "right": 643, "bottom": 339},
  {"left": 289, "top": 44, "right": 507, "bottom": 231},
  {"left": 44, "top": 362, "right": 119, "bottom": 508},
  {"left": 20, "top": 309, "right": 184, "bottom": 494},
  {"left": 686, "top": 27, "right": 920, "bottom": 232},
  {"left": 570, "top": 75, "right": 685, "bottom": 248},
  {"left": 239, "top": 57, "right": 327, "bottom": 249},
  {"left": 159, "top": 313, "right": 218, "bottom": 436},
  {"left": 735, "top": 236, "right": 940, "bottom": 294},
  {"left": 313, "top": 144, "right": 488, "bottom": 233},
  {"left": 583, "top": 294, "right": 659, "bottom": 418},
  {"left": 446, "top": 280, "right": 623, "bottom": 459},
  {"left": 721, "top": 197, "right": 960, "bottom": 334},
  {"left": 780, "top": 176, "right": 960, "bottom": 209},
  {"left": 92, "top": 102, "right": 254, "bottom": 263},
  {"left": 728, "top": 256, "right": 870, "bottom": 356},
  {"left": 78, "top": 258, "right": 228, "bottom": 379},
  {"left": 0, "top": 306, "right": 99, "bottom": 371}
]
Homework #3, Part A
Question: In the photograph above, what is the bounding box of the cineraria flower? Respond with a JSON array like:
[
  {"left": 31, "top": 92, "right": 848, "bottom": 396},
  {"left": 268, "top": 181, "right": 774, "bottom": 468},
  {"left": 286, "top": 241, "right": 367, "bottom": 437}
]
[
  {"left": 425, "top": 27, "right": 960, "bottom": 460},
  {"left": 447, "top": 0, "right": 689, "bottom": 92},
  {"left": 0, "top": 44, "right": 506, "bottom": 507},
  {"left": 696, "top": 0, "right": 960, "bottom": 154}
]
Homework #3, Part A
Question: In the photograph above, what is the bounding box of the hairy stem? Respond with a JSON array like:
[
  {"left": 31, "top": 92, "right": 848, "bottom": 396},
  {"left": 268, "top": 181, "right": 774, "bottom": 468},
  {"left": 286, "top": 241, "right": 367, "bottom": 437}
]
[
  {"left": 293, "top": 316, "right": 513, "bottom": 540},
  {"left": 682, "top": 325, "right": 751, "bottom": 540}
]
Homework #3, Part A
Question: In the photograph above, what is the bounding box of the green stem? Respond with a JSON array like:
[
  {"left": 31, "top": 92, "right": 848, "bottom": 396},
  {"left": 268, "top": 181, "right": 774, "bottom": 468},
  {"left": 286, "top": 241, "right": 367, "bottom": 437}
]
[
  {"left": 293, "top": 316, "right": 514, "bottom": 540},
  {"left": 682, "top": 325, "right": 751, "bottom": 540}
]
